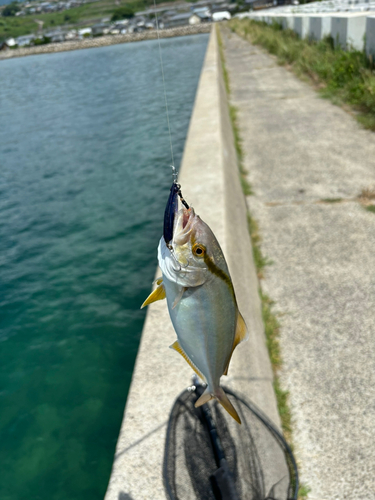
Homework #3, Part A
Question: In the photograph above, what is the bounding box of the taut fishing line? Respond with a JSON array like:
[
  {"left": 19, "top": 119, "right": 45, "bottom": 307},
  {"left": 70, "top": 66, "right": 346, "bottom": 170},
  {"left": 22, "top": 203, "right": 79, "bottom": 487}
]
[{"left": 153, "top": 1, "right": 177, "bottom": 184}]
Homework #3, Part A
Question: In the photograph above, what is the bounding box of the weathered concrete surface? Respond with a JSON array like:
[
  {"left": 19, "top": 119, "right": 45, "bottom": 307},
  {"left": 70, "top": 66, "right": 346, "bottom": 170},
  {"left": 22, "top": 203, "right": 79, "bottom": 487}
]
[
  {"left": 0, "top": 25, "right": 211, "bottom": 61},
  {"left": 105, "top": 27, "right": 281, "bottom": 500},
  {"left": 309, "top": 14, "right": 332, "bottom": 41},
  {"left": 331, "top": 13, "right": 368, "bottom": 51},
  {"left": 221, "top": 27, "right": 375, "bottom": 500},
  {"left": 366, "top": 15, "right": 375, "bottom": 58},
  {"left": 294, "top": 15, "right": 311, "bottom": 39}
]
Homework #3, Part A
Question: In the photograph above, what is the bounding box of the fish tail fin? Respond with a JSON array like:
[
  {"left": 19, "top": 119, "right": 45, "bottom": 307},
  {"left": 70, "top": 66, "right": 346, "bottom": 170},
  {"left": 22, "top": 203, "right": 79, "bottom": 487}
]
[
  {"left": 194, "top": 386, "right": 241, "bottom": 425},
  {"left": 194, "top": 387, "right": 213, "bottom": 408},
  {"left": 216, "top": 387, "right": 241, "bottom": 425}
]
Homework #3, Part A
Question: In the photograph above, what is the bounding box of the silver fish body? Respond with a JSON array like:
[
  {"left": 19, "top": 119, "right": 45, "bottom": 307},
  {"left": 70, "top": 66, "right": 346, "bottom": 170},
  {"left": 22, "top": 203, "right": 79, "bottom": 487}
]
[{"left": 143, "top": 206, "right": 247, "bottom": 423}]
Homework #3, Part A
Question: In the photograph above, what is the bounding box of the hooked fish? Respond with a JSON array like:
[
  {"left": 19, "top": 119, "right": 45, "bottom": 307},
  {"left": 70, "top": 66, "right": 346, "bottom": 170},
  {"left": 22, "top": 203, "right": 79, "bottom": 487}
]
[{"left": 141, "top": 183, "right": 248, "bottom": 424}]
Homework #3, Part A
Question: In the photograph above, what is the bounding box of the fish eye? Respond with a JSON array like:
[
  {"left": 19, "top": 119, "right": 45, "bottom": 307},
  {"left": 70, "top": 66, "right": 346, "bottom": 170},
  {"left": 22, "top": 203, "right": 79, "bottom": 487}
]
[{"left": 193, "top": 244, "right": 206, "bottom": 258}]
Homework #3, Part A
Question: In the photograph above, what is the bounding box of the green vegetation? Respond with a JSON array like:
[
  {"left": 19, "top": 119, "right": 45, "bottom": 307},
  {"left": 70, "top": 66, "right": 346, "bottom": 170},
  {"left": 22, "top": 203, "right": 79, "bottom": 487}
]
[
  {"left": 111, "top": 3, "right": 139, "bottom": 21},
  {"left": 228, "top": 18, "right": 375, "bottom": 131},
  {"left": 218, "top": 24, "right": 310, "bottom": 499},
  {"left": 0, "top": 0, "right": 173, "bottom": 41},
  {"left": 247, "top": 214, "right": 270, "bottom": 278},
  {"left": 216, "top": 25, "right": 253, "bottom": 196},
  {"left": 2, "top": 2, "right": 20, "bottom": 17},
  {"left": 365, "top": 205, "right": 375, "bottom": 213},
  {"left": 321, "top": 198, "right": 343, "bottom": 203},
  {"left": 0, "top": 0, "right": 118, "bottom": 39}
]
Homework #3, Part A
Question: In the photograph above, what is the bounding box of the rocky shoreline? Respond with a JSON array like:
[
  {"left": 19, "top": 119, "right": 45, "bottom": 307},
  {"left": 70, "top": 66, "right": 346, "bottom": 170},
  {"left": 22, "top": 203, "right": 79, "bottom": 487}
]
[{"left": 0, "top": 24, "right": 212, "bottom": 60}]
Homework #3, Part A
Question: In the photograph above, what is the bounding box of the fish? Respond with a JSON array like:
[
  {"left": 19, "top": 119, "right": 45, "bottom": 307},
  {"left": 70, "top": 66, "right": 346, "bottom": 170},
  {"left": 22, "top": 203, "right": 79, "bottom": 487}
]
[{"left": 141, "top": 184, "right": 248, "bottom": 424}]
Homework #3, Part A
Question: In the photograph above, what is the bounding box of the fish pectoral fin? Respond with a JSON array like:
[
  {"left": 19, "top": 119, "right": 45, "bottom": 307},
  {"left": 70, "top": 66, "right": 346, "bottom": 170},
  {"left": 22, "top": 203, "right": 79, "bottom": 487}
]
[
  {"left": 195, "top": 387, "right": 213, "bottom": 407},
  {"left": 140, "top": 283, "right": 166, "bottom": 309},
  {"left": 223, "top": 311, "right": 248, "bottom": 376},
  {"left": 170, "top": 340, "right": 204, "bottom": 381},
  {"left": 153, "top": 277, "right": 163, "bottom": 286},
  {"left": 172, "top": 287, "right": 188, "bottom": 309}
]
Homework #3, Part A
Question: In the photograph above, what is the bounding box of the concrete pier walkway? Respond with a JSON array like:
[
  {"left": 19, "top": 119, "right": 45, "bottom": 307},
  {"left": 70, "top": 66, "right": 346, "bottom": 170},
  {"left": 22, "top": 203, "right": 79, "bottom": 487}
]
[
  {"left": 105, "top": 29, "right": 282, "bottom": 500},
  {"left": 221, "top": 27, "right": 375, "bottom": 499}
]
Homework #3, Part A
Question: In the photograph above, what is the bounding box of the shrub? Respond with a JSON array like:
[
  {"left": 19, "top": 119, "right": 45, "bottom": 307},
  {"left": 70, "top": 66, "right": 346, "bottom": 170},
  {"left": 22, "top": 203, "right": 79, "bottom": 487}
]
[{"left": 2, "top": 2, "right": 20, "bottom": 17}]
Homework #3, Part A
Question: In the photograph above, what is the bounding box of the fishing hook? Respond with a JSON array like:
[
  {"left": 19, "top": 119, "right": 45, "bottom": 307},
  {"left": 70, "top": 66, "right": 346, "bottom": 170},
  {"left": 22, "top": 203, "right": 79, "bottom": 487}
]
[{"left": 172, "top": 177, "right": 189, "bottom": 210}]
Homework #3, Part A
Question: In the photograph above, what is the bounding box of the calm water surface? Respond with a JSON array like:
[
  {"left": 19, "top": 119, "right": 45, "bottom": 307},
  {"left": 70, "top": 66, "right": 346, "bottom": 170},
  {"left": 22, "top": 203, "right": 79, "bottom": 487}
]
[{"left": 0, "top": 34, "right": 208, "bottom": 500}]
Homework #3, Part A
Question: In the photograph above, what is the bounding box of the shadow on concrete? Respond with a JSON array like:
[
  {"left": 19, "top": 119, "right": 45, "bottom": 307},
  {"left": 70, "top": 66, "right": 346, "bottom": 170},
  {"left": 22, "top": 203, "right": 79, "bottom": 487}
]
[
  {"left": 118, "top": 493, "right": 134, "bottom": 500},
  {"left": 114, "top": 421, "right": 167, "bottom": 461}
]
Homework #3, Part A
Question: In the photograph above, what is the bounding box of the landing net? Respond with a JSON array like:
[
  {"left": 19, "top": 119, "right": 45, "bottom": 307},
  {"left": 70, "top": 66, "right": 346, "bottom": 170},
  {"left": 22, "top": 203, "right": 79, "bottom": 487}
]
[{"left": 163, "top": 384, "right": 298, "bottom": 500}]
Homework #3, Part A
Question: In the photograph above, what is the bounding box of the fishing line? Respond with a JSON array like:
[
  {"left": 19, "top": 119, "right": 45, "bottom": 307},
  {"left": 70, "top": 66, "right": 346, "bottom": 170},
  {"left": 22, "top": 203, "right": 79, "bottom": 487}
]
[{"left": 153, "top": 0, "right": 176, "bottom": 181}]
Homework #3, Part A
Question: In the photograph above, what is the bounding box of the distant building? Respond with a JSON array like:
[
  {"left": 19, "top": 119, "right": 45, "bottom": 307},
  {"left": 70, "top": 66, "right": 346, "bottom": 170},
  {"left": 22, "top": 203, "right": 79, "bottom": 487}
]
[
  {"left": 212, "top": 10, "right": 231, "bottom": 21},
  {"left": 91, "top": 23, "right": 110, "bottom": 36},
  {"left": 5, "top": 37, "right": 16, "bottom": 47},
  {"left": 45, "top": 29, "right": 65, "bottom": 42},
  {"left": 78, "top": 27, "right": 92, "bottom": 38},
  {"left": 65, "top": 30, "right": 78, "bottom": 40},
  {"left": 16, "top": 34, "right": 35, "bottom": 47},
  {"left": 163, "top": 11, "right": 211, "bottom": 28},
  {"left": 245, "top": 0, "right": 284, "bottom": 8}
]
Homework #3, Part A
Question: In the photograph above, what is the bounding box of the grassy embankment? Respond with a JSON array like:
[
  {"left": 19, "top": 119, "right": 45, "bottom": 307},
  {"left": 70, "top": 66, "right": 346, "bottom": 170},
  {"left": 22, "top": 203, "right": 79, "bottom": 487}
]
[
  {"left": 228, "top": 18, "right": 375, "bottom": 132},
  {"left": 0, "top": 0, "right": 174, "bottom": 40},
  {"left": 217, "top": 25, "right": 310, "bottom": 499}
]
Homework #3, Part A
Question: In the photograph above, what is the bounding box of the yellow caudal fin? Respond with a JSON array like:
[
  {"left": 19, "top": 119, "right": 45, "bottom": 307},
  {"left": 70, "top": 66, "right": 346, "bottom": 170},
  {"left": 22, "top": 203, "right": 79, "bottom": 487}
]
[
  {"left": 216, "top": 387, "right": 241, "bottom": 424},
  {"left": 223, "top": 311, "right": 248, "bottom": 376},
  {"left": 140, "top": 283, "right": 166, "bottom": 309},
  {"left": 195, "top": 387, "right": 213, "bottom": 407},
  {"left": 170, "top": 340, "right": 205, "bottom": 381},
  {"left": 195, "top": 386, "right": 241, "bottom": 424}
]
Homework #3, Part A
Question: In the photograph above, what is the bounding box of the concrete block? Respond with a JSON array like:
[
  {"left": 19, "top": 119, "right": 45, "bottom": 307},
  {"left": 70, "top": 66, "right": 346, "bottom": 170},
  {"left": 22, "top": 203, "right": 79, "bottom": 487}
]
[
  {"left": 272, "top": 15, "right": 285, "bottom": 27},
  {"left": 309, "top": 15, "right": 332, "bottom": 41},
  {"left": 331, "top": 13, "right": 367, "bottom": 50},
  {"left": 282, "top": 15, "right": 295, "bottom": 30},
  {"left": 294, "top": 15, "right": 311, "bottom": 39},
  {"left": 365, "top": 15, "right": 375, "bottom": 58}
]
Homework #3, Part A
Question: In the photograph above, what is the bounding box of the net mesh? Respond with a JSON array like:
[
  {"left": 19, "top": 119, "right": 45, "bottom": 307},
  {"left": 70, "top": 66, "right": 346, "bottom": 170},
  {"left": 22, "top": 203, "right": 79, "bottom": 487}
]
[{"left": 163, "top": 385, "right": 298, "bottom": 500}]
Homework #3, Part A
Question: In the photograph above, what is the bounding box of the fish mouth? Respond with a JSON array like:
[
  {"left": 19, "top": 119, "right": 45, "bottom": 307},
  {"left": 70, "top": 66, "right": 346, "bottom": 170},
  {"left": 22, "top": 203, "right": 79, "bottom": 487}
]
[
  {"left": 182, "top": 207, "right": 191, "bottom": 229},
  {"left": 174, "top": 207, "right": 195, "bottom": 246}
]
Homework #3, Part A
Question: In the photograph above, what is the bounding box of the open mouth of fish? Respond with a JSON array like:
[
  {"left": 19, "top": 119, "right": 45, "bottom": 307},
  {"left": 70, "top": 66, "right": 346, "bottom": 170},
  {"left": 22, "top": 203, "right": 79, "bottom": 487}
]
[{"left": 173, "top": 207, "right": 195, "bottom": 246}]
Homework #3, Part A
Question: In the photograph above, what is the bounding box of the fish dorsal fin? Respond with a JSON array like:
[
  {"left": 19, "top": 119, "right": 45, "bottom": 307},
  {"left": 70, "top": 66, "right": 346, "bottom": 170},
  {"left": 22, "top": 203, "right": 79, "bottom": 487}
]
[
  {"left": 140, "top": 283, "right": 166, "bottom": 309},
  {"left": 170, "top": 340, "right": 205, "bottom": 381},
  {"left": 223, "top": 311, "right": 248, "bottom": 376}
]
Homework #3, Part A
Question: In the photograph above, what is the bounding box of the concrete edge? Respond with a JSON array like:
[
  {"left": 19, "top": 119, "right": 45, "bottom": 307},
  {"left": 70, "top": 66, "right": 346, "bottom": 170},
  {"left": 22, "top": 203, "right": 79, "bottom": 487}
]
[{"left": 104, "top": 25, "right": 280, "bottom": 500}]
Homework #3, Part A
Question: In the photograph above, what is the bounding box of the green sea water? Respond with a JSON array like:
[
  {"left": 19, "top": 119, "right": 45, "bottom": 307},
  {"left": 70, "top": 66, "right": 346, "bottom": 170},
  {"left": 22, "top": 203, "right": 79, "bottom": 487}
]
[{"left": 0, "top": 34, "right": 208, "bottom": 500}]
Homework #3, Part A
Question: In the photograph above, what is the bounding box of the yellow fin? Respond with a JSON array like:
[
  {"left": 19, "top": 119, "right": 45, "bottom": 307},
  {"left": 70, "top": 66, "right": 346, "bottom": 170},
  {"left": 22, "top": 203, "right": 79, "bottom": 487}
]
[
  {"left": 170, "top": 340, "right": 205, "bottom": 381},
  {"left": 195, "top": 387, "right": 213, "bottom": 407},
  {"left": 216, "top": 387, "right": 241, "bottom": 424},
  {"left": 154, "top": 277, "right": 163, "bottom": 286},
  {"left": 195, "top": 387, "right": 241, "bottom": 424},
  {"left": 140, "top": 284, "right": 166, "bottom": 309},
  {"left": 223, "top": 311, "right": 248, "bottom": 376}
]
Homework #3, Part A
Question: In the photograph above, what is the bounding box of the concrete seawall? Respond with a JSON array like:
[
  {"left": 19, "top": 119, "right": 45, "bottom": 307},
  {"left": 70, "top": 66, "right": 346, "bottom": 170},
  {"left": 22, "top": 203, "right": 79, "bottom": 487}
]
[
  {"left": 0, "top": 24, "right": 211, "bottom": 61},
  {"left": 104, "top": 26, "right": 280, "bottom": 500}
]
